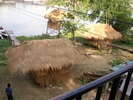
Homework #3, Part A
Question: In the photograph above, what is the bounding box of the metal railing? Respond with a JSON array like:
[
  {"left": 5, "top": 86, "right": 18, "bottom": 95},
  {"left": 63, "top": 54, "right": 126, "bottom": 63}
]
[{"left": 51, "top": 64, "right": 133, "bottom": 100}]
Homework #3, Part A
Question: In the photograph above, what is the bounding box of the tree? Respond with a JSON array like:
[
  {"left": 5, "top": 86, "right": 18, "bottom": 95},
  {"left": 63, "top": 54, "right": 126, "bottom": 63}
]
[
  {"left": 46, "top": 0, "right": 90, "bottom": 44},
  {"left": 46, "top": 0, "right": 133, "bottom": 36},
  {"left": 87, "top": 0, "right": 133, "bottom": 33}
]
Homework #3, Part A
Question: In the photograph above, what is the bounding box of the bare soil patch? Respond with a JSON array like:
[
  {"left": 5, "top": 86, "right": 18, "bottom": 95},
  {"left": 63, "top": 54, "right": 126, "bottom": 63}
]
[{"left": 0, "top": 44, "right": 133, "bottom": 100}]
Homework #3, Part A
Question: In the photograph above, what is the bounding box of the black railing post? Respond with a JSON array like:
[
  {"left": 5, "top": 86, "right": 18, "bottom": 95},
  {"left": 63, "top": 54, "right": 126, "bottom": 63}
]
[
  {"left": 120, "top": 71, "right": 132, "bottom": 100},
  {"left": 109, "top": 76, "right": 121, "bottom": 100},
  {"left": 76, "top": 95, "right": 82, "bottom": 100},
  {"left": 129, "top": 88, "right": 133, "bottom": 100},
  {"left": 95, "top": 85, "right": 103, "bottom": 100}
]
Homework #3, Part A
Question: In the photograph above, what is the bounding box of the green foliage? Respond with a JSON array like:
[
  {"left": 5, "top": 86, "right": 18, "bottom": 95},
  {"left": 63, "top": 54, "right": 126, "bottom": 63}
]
[
  {"left": 61, "top": 19, "right": 78, "bottom": 33},
  {"left": 97, "top": 70, "right": 110, "bottom": 75},
  {"left": 88, "top": 0, "right": 133, "bottom": 33},
  {"left": 47, "top": 0, "right": 133, "bottom": 33},
  {"left": 0, "top": 53, "right": 6, "bottom": 60},
  {"left": 108, "top": 59, "right": 123, "bottom": 67},
  {"left": 0, "top": 61, "right": 7, "bottom": 66},
  {"left": 128, "top": 29, "right": 133, "bottom": 34},
  {"left": 97, "top": 49, "right": 107, "bottom": 54},
  {"left": 0, "top": 39, "right": 12, "bottom": 52},
  {"left": 46, "top": 0, "right": 91, "bottom": 20},
  {"left": 75, "top": 36, "right": 85, "bottom": 43},
  {"left": 61, "top": 19, "right": 85, "bottom": 34},
  {"left": 113, "top": 33, "right": 133, "bottom": 47},
  {"left": 78, "top": 77, "right": 89, "bottom": 84},
  {"left": 17, "top": 34, "right": 54, "bottom": 43}
]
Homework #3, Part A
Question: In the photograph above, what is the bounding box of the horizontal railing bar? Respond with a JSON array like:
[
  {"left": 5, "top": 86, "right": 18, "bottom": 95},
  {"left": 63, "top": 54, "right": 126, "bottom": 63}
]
[{"left": 57, "top": 64, "right": 133, "bottom": 100}]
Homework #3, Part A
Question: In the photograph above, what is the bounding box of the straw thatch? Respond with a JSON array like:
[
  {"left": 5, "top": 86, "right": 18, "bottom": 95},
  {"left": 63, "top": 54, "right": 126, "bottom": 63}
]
[
  {"left": 6, "top": 38, "right": 88, "bottom": 87},
  {"left": 44, "top": 9, "right": 68, "bottom": 30},
  {"left": 80, "top": 24, "right": 122, "bottom": 40},
  {"left": 79, "top": 24, "right": 123, "bottom": 49},
  {"left": 44, "top": 9, "right": 67, "bottom": 22}
]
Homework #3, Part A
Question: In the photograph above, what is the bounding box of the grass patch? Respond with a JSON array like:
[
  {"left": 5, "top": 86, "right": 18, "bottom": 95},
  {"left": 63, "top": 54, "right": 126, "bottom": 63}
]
[
  {"left": 0, "top": 53, "right": 6, "bottom": 60},
  {"left": 108, "top": 59, "right": 123, "bottom": 67},
  {"left": 78, "top": 78, "right": 89, "bottom": 84},
  {"left": 60, "top": 33, "right": 85, "bottom": 43},
  {"left": 97, "top": 49, "right": 107, "bottom": 54},
  {"left": 17, "top": 34, "right": 55, "bottom": 43},
  {"left": 0, "top": 60, "right": 7, "bottom": 66},
  {"left": 96, "top": 70, "right": 110, "bottom": 75},
  {"left": 0, "top": 39, "right": 12, "bottom": 52}
]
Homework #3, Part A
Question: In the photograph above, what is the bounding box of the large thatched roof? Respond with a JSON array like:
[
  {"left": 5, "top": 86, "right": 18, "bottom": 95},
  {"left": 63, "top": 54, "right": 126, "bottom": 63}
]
[
  {"left": 79, "top": 24, "right": 122, "bottom": 40},
  {"left": 6, "top": 38, "right": 88, "bottom": 74},
  {"left": 44, "top": 9, "right": 67, "bottom": 22}
]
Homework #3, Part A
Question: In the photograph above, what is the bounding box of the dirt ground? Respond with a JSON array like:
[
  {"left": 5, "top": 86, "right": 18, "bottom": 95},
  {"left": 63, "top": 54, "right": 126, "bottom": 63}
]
[{"left": 0, "top": 43, "right": 133, "bottom": 100}]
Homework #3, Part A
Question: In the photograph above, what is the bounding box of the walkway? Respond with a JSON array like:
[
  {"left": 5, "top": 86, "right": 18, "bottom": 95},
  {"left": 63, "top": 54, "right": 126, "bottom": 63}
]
[{"left": 6, "top": 30, "right": 20, "bottom": 46}]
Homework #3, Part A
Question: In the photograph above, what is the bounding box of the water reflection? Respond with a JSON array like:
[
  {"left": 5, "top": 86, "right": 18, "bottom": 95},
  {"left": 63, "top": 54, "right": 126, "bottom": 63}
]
[{"left": 0, "top": 3, "right": 55, "bottom": 37}]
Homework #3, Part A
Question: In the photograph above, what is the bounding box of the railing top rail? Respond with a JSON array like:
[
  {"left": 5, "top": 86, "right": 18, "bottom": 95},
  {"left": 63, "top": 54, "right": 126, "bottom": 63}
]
[{"left": 51, "top": 64, "right": 133, "bottom": 100}]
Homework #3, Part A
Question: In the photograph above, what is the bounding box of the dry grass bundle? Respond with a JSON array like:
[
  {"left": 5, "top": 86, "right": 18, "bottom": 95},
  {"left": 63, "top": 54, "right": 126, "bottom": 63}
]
[
  {"left": 80, "top": 24, "right": 122, "bottom": 40},
  {"left": 5, "top": 38, "right": 88, "bottom": 86},
  {"left": 31, "top": 64, "right": 71, "bottom": 87}
]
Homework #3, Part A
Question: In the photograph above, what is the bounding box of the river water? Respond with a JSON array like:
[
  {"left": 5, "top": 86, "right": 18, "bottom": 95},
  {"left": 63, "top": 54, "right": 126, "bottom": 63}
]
[{"left": 0, "top": 3, "right": 57, "bottom": 37}]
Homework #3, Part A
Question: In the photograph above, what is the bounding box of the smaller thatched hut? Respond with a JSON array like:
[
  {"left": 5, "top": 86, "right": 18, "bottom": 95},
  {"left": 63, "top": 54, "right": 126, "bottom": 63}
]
[
  {"left": 79, "top": 24, "right": 123, "bottom": 49},
  {"left": 6, "top": 38, "right": 88, "bottom": 87},
  {"left": 44, "top": 9, "right": 68, "bottom": 31}
]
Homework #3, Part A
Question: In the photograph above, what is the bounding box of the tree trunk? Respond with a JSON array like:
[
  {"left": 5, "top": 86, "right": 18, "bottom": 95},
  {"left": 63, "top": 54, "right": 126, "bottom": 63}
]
[
  {"left": 106, "top": 12, "right": 109, "bottom": 24},
  {"left": 103, "top": 42, "right": 133, "bottom": 54},
  {"left": 70, "top": 0, "right": 77, "bottom": 45},
  {"left": 72, "top": 30, "right": 76, "bottom": 45}
]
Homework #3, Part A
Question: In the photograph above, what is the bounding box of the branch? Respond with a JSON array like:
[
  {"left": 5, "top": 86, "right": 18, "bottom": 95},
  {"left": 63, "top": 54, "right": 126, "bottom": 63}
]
[{"left": 103, "top": 42, "right": 133, "bottom": 54}]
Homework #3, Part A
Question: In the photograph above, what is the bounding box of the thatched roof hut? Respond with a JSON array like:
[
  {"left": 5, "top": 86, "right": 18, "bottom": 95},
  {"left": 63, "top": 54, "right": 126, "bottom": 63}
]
[
  {"left": 44, "top": 9, "right": 68, "bottom": 31},
  {"left": 6, "top": 38, "right": 88, "bottom": 87},
  {"left": 44, "top": 9, "right": 67, "bottom": 22},
  {"left": 79, "top": 24, "right": 123, "bottom": 49}
]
